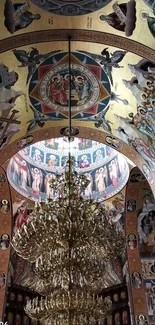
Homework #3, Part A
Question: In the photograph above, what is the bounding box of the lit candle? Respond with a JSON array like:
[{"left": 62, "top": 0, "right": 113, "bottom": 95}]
[
  {"left": 31, "top": 222, "right": 36, "bottom": 232},
  {"left": 24, "top": 225, "right": 29, "bottom": 238},
  {"left": 36, "top": 258, "right": 38, "bottom": 268}
]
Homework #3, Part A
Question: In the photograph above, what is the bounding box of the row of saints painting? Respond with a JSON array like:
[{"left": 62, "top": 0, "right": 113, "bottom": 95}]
[
  {"left": 7, "top": 150, "right": 128, "bottom": 201},
  {"left": 18, "top": 140, "right": 115, "bottom": 168},
  {"left": 2, "top": 0, "right": 155, "bottom": 35}
]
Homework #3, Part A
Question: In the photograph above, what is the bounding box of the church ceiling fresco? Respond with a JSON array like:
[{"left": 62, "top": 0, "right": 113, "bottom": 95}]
[
  {"left": 0, "top": 0, "right": 154, "bottom": 187},
  {"left": 0, "top": 1, "right": 155, "bottom": 321},
  {"left": 7, "top": 137, "right": 129, "bottom": 202}
]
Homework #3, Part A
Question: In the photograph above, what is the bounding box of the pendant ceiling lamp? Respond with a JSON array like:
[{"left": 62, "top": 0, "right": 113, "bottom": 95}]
[{"left": 12, "top": 37, "right": 125, "bottom": 325}]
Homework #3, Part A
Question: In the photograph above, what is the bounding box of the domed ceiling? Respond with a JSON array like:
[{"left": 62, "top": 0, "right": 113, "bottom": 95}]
[
  {"left": 0, "top": 0, "right": 154, "bottom": 189},
  {"left": 7, "top": 137, "right": 129, "bottom": 201},
  {"left": 0, "top": 2, "right": 154, "bottom": 322}
]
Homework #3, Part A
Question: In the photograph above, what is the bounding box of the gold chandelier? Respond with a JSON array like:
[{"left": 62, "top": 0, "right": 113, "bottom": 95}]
[
  {"left": 12, "top": 157, "right": 125, "bottom": 324},
  {"left": 12, "top": 159, "right": 124, "bottom": 264},
  {"left": 25, "top": 289, "right": 112, "bottom": 325},
  {"left": 12, "top": 38, "right": 125, "bottom": 325},
  {"left": 33, "top": 246, "right": 107, "bottom": 287}
]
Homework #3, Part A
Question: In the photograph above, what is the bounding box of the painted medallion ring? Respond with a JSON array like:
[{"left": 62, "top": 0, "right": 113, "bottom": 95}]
[{"left": 29, "top": 51, "right": 111, "bottom": 119}]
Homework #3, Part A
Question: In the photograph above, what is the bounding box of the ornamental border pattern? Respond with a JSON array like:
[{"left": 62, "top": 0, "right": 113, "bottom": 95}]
[{"left": 0, "top": 30, "right": 154, "bottom": 61}]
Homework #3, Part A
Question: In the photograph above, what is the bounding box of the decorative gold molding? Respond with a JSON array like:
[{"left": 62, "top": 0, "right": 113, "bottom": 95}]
[{"left": 0, "top": 30, "right": 155, "bottom": 61}]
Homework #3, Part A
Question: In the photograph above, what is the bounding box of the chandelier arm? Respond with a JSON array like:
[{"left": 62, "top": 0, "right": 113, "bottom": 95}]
[{"left": 12, "top": 156, "right": 126, "bottom": 324}]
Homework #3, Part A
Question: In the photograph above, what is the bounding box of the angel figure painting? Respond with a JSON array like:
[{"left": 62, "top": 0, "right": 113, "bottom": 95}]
[
  {"left": 9, "top": 154, "right": 30, "bottom": 192},
  {"left": 84, "top": 173, "right": 93, "bottom": 197},
  {"left": 31, "top": 167, "right": 43, "bottom": 196},
  {"left": 19, "top": 160, "right": 30, "bottom": 191},
  {"left": 44, "top": 173, "right": 55, "bottom": 199},
  {"left": 109, "top": 159, "right": 119, "bottom": 187},
  {"left": 79, "top": 48, "right": 127, "bottom": 85},
  {"left": 95, "top": 167, "right": 107, "bottom": 198},
  {"left": 13, "top": 48, "right": 60, "bottom": 84},
  {"left": 7, "top": 150, "right": 128, "bottom": 202}
]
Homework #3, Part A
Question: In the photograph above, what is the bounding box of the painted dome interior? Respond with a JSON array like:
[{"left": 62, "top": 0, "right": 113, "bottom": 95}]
[
  {"left": 0, "top": 0, "right": 155, "bottom": 324},
  {"left": 7, "top": 137, "right": 129, "bottom": 201}
]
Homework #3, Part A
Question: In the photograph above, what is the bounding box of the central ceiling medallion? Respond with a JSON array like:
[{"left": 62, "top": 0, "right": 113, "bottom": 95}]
[
  {"left": 30, "top": 0, "right": 112, "bottom": 16},
  {"left": 29, "top": 52, "right": 111, "bottom": 119}
]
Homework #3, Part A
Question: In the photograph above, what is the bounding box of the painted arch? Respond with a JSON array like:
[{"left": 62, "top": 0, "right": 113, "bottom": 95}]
[{"left": 0, "top": 0, "right": 155, "bottom": 323}]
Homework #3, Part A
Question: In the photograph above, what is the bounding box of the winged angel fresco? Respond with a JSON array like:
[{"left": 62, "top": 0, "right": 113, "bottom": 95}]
[
  {"left": 27, "top": 106, "right": 57, "bottom": 132},
  {"left": 79, "top": 48, "right": 127, "bottom": 85},
  {"left": 13, "top": 48, "right": 60, "bottom": 84},
  {"left": 87, "top": 105, "right": 113, "bottom": 133}
]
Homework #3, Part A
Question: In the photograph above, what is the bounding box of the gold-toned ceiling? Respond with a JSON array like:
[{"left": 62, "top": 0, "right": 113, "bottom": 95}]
[
  {"left": 0, "top": 0, "right": 154, "bottom": 189},
  {"left": 0, "top": 3, "right": 155, "bottom": 322}
]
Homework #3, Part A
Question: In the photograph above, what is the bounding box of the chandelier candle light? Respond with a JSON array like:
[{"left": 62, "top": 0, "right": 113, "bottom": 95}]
[
  {"left": 11, "top": 37, "right": 125, "bottom": 325},
  {"left": 12, "top": 157, "right": 125, "bottom": 324}
]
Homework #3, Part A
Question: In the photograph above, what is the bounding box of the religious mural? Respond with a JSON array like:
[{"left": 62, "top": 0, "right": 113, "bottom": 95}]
[
  {"left": 131, "top": 272, "right": 143, "bottom": 289},
  {"left": 104, "top": 192, "right": 125, "bottom": 233},
  {"left": 17, "top": 135, "right": 34, "bottom": 149},
  {"left": 0, "top": 0, "right": 154, "bottom": 321},
  {"left": 0, "top": 273, "right": 6, "bottom": 291},
  {"left": 30, "top": 0, "right": 112, "bottom": 16},
  {"left": 0, "top": 234, "right": 10, "bottom": 250},
  {"left": 127, "top": 233, "right": 137, "bottom": 250},
  {"left": 7, "top": 137, "right": 129, "bottom": 202},
  {"left": 79, "top": 48, "right": 127, "bottom": 86},
  {"left": 13, "top": 48, "right": 59, "bottom": 85},
  {"left": 0, "top": 0, "right": 153, "bottom": 178},
  {"left": 28, "top": 51, "right": 111, "bottom": 119},
  {"left": 127, "top": 199, "right": 137, "bottom": 212},
  {"left": 4, "top": 0, "right": 41, "bottom": 34},
  {"left": 138, "top": 187, "right": 155, "bottom": 324},
  {"left": 0, "top": 63, "right": 22, "bottom": 150},
  {"left": 0, "top": 42, "right": 154, "bottom": 185},
  {"left": 99, "top": 0, "right": 137, "bottom": 37},
  {"left": 141, "top": 11, "right": 155, "bottom": 40},
  {"left": 113, "top": 59, "right": 155, "bottom": 176},
  {"left": 136, "top": 314, "right": 149, "bottom": 325}
]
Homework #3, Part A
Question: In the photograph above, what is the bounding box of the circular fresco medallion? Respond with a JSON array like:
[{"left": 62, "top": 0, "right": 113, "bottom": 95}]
[
  {"left": 40, "top": 63, "right": 100, "bottom": 112},
  {"left": 29, "top": 51, "right": 111, "bottom": 119},
  {"left": 30, "top": 0, "right": 112, "bottom": 16}
]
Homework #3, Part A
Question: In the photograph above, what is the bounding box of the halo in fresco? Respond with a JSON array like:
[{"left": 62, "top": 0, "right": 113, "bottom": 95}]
[
  {"left": 7, "top": 137, "right": 129, "bottom": 202},
  {"left": 29, "top": 52, "right": 111, "bottom": 119},
  {"left": 30, "top": 0, "right": 112, "bottom": 16}
]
